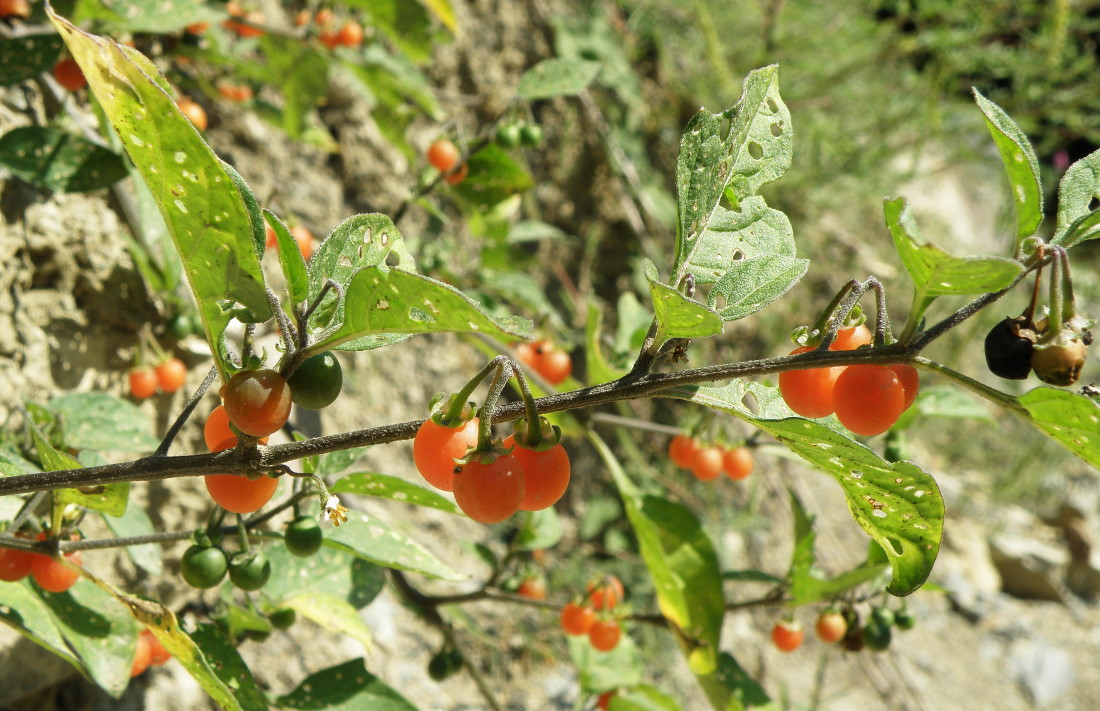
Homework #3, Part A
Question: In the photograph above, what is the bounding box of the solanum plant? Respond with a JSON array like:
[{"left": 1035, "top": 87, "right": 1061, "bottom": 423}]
[{"left": 1, "top": 5, "right": 1100, "bottom": 711}]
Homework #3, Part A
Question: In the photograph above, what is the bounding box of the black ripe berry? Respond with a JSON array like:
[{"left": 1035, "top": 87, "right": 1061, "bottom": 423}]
[{"left": 985, "top": 316, "right": 1038, "bottom": 380}]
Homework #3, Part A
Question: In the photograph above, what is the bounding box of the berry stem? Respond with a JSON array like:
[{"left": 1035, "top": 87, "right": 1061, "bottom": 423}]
[
  {"left": 443, "top": 355, "right": 508, "bottom": 426},
  {"left": 236, "top": 514, "right": 251, "bottom": 553},
  {"left": 154, "top": 365, "right": 219, "bottom": 457},
  {"left": 810, "top": 279, "right": 860, "bottom": 348},
  {"left": 510, "top": 362, "right": 543, "bottom": 449}
]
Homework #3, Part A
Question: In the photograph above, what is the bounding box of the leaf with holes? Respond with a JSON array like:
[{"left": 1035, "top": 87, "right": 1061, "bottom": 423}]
[
  {"left": 0, "top": 126, "right": 128, "bottom": 193},
  {"left": 74, "top": 0, "right": 223, "bottom": 33},
  {"left": 324, "top": 512, "right": 465, "bottom": 581},
  {"left": 674, "top": 66, "right": 791, "bottom": 277},
  {"left": 311, "top": 267, "right": 531, "bottom": 352},
  {"left": 0, "top": 34, "right": 64, "bottom": 86},
  {"left": 973, "top": 89, "right": 1043, "bottom": 244},
  {"left": 264, "top": 545, "right": 384, "bottom": 609},
  {"left": 517, "top": 57, "right": 601, "bottom": 100},
  {"left": 48, "top": 9, "right": 271, "bottom": 379},
  {"left": 643, "top": 260, "right": 722, "bottom": 348},
  {"left": 277, "top": 658, "right": 417, "bottom": 710},
  {"left": 331, "top": 473, "right": 461, "bottom": 515},
  {"left": 688, "top": 199, "right": 795, "bottom": 283},
  {"left": 884, "top": 197, "right": 1023, "bottom": 327},
  {"left": 1053, "top": 148, "right": 1100, "bottom": 248},
  {"left": 708, "top": 255, "right": 807, "bottom": 321},
  {"left": 665, "top": 381, "right": 944, "bottom": 596},
  {"left": 1018, "top": 387, "right": 1100, "bottom": 470}
]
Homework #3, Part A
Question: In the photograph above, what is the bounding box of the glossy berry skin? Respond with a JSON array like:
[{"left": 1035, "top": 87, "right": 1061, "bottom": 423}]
[
  {"left": 220, "top": 369, "right": 292, "bottom": 437},
  {"left": 985, "top": 316, "right": 1037, "bottom": 380},
  {"left": 832, "top": 365, "right": 906, "bottom": 436},
  {"left": 131, "top": 631, "right": 152, "bottom": 677},
  {"left": 890, "top": 364, "right": 920, "bottom": 410},
  {"left": 130, "top": 367, "right": 158, "bottom": 399},
  {"left": 667, "top": 434, "right": 698, "bottom": 469},
  {"left": 560, "top": 602, "right": 596, "bottom": 636},
  {"left": 516, "top": 577, "right": 547, "bottom": 601},
  {"left": 31, "top": 550, "right": 82, "bottom": 593},
  {"left": 269, "top": 608, "right": 297, "bottom": 630},
  {"left": 177, "top": 99, "right": 207, "bottom": 131},
  {"left": 771, "top": 620, "right": 804, "bottom": 652},
  {"left": 413, "top": 417, "right": 479, "bottom": 492},
  {"left": 778, "top": 346, "right": 843, "bottom": 418},
  {"left": 515, "top": 339, "right": 572, "bottom": 385},
  {"left": 205, "top": 474, "right": 278, "bottom": 514},
  {"left": 53, "top": 58, "right": 86, "bottom": 91},
  {"left": 689, "top": 446, "right": 724, "bottom": 481},
  {"left": 288, "top": 352, "right": 342, "bottom": 409},
  {"left": 336, "top": 21, "right": 364, "bottom": 47},
  {"left": 452, "top": 455, "right": 526, "bottom": 524},
  {"left": 722, "top": 447, "right": 753, "bottom": 481},
  {"left": 587, "top": 575, "right": 624, "bottom": 611},
  {"left": 862, "top": 619, "right": 892, "bottom": 652},
  {"left": 830, "top": 325, "right": 872, "bottom": 351},
  {"left": 229, "top": 550, "right": 271, "bottom": 591},
  {"left": 180, "top": 544, "right": 228, "bottom": 589},
  {"left": 204, "top": 405, "right": 235, "bottom": 451},
  {"left": 427, "top": 139, "right": 460, "bottom": 173},
  {"left": 0, "top": 540, "right": 35, "bottom": 582},
  {"left": 815, "top": 610, "right": 848, "bottom": 644},
  {"left": 155, "top": 357, "right": 187, "bottom": 394},
  {"left": 588, "top": 619, "right": 622, "bottom": 652},
  {"left": 503, "top": 435, "right": 570, "bottom": 511},
  {"left": 520, "top": 124, "right": 544, "bottom": 147},
  {"left": 496, "top": 124, "right": 522, "bottom": 148},
  {"left": 284, "top": 516, "right": 323, "bottom": 557},
  {"left": 894, "top": 608, "right": 916, "bottom": 631}
]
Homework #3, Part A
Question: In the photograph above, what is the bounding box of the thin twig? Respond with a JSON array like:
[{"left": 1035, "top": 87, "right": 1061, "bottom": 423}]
[{"left": 154, "top": 366, "right": 219, "bottom": 457}]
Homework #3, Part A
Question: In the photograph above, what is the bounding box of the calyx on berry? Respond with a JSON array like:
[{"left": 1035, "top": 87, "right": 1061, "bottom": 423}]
[
  {"left": 510, "top": 415, "right": 562, "bottom": 452},
  {"left": 1030, "top": 248, "right": 1093, "bottom": 387}
]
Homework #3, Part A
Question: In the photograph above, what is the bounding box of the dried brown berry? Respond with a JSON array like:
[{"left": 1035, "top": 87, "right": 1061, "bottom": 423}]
[{"left": 1031, "top": 338, "right": 1088, "bottom": 386}]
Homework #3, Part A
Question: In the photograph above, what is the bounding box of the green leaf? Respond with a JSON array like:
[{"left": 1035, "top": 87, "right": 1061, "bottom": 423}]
[
  {"left": 49, "top": 392, "right": 158, "bottom": 453},
  {"left": 697, "top": 653, "right": 774, "bottom": 711},
  {"left": 49, "top": 9, "right": 271, "bottom": 377},
  {"left": 589, "top": 433, "right": 724, "bottom": 676},
  {"left": 508, "top": 220, "right": 571, "bottom": 243},
  {"left": 279, "top": 593, "right": 374, "bottom": 651},
  {"left": 316, "top": 447, "right": 371, "bottom": 476},
  {"left": 277, "top": 658, "right": 418, "bottom": 711},
  {"left": 188, "top": 624, "right": 268, "bottom": 711},
  {"left": 264, "top": 543, "right": 385, "bottom": 609},
  {"left": 0, "top": 580, "right": 82, "bottom": 670},
  {"left": 1053, "top": 148, "right": 1100, "bottom": 248},
  {"left": 585, "top": 302, "right": 629, "bottom": 383},
  {"left": 666, "top": 381, "right": 943, "bottom": 596},
  {"left": 0, "top": 34, "right": 64, "bottom": 86},
  {"left": 258, "top": 36, "right": 329, "bottom": 140},
  {"left": 39, "top": 581, "right": 135, "bottom": 697},
  {"left": 0, "top": 126, "right": 128, "bottom": 193},
  {"left": 449, "top": 144, "right": 535, "bottom": 209},
  {"left": 517, "top": 57, "right": 601, "bottom": 100},
  {"left": 75, "top": 0, "right": 223, "bottom": 33},
  {"left": 325, "top": 511, "right": 465, "bottom": 581},
  {"left": 894, "top": 386, "right": 994, "bottom": 430},
  {"left": 722, "top": 569, "right": 783, "bottom": 584},
  {"left": 644, "top": 259, "right": 723, "bottom": 345},
  {"left": 101, "top": 505, "right": 162, "bottom": 576},
  {"left": 568, "top": 633, "right": 643, "bottom": 694},
  {"left": 709, "top": 255, "right": 808, "bottom": 321},
  {"left": 515, "top": 508, "right": 563, "bottom": 550},
  {"left": 973, "top": 89, "right": 1043, "bottom": 242},
  {"left": 344, "top": 0, "right": 434, "bottom": 63},
  {"left": 689, "top": 199, "right": 796, "bottom": 280},
  {"left": 419, "top": 0, "right": 457, "bottom": 33},
  {"left": 31, "top": 424, "right": 129, "bottom": 517},
  {"left": 263, "top": 211, "right": 309, "bottom": 307},
  {"left": 313, "top": 267, "right": 531, "bottom": 352},
  {"left": 331, "top": 472, "right": 461, "bottom": 514},
  {"left": 609, "top": 685, "right": 682, "bottom": 711},
  {"left": 1018, "top": 387, "right": 1100, "bottom": 470},
  {"left": 884, "top": 197, "right": 1023, "bottom": 327},
  {"left": 674, "top": 66, "right": 791, "bottom": 273}
]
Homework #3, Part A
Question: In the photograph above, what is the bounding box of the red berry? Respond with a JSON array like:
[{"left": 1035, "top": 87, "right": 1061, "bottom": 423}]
[
  {"left": 515, "top": 339, "right": 572, "bottom": 385},
  {"left": 129, "top": 367, "right": 158, "bottom": 399},
  {"left": 588, "top": 619, "right": 622, "bottom": 652},
  {"left": 336, "top": 21, "right": 364, "bottom": 47},
  {"left": 413, "top": 417, "right": 479, "bottom": 492},
  {"left": 426, "top": 139, "right": 460, "bottom": 174},
  {"left": 771, "top": 620, "right": 804, "bottom": 652},
  {"left": 689, "top": 446, "right": 724, "bottom": 481},
  {"left": 890, "top": 364, "right": 920, "bottom": 411},
  {"left": 815, "top": 610, "right": 847, "bottom": 644},
  {"left": 832, "top": 364, "right": 905, "bottom": 436},
  {"left": 722, "top": 447, "right": 754, "bottom": 481},
  {"left": 290, "top": 225, "right": 314, "bottom": 260},
  {"left": 452, "top": 454, "right": 525, "bottom": 524},
  {"left": 130, "top": 630, "right": 152, "bottom": 677},
  {"left": 587, "top": 575, "right": 624, "bottom": 611},
  {"left": 596, "top": 691, "right": 616, "bottom": 710},
  {"left": 0, "top": 0, "right": 32, "bottom": 19},
  {"left": 443, "top": 163, "right": 469, "bottom": 185},
  {"left": 53, "top": 58, "right": 86, "bottom": 91},
  {"left": 516, "top": 577, "right": 546, "bottom": 601},
  {"left": 560, "top": 602, "right": 596, "bottom": 636},
  {"left": 503, "top": 435, "right": 570, "bottom": 511},
  {"left": 31, "top": 547, "right": 82, "bottom": 593},
  {"left": 204, "top": 474, "right": 278, "bottom": 514},
  {"left": 778, "top": 346, "right": 843, "bottom": 418},
  {"left": 830, "top": 324, "right": 872, "bottom": 351},
  {"left": 667, "top": 434, "right": 698, "bottom": 469},
  {"left": 154, "top": 357, "right": 187, "bottom": 394},
  {"left": 220, "top": 369, "right": 292, "bottom": 438},
  {"left": 177, "top": 98, "right": 207, "bottom": 131},
  {"left": 0, "top": 537, "right": 35, "bottom": 582}
]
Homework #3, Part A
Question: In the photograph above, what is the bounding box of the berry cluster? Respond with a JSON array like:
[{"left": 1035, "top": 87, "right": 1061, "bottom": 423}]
[
  {"left": 129, "top": 357, "right": 188, "bottom": 400},
  {"left": 770, "top": 603, "right": 916, "bottom": 654},
  {"left": 778, "top": 324, "right": 919, "bottom": 436},
  {"left": 560, "top": 575, "right": 625, "bottom": 653},
  {"left": 668, "top": 435, "right": 754, "bottom": 482},
  {"left": 130, "top": 629, "right": 171, "bottom": 678},
  {"left": 426, "top": 138, "right": 469, "bottom": 186},
  {"left": 0, "top": 532, "right": 82, "bottom": 593}
]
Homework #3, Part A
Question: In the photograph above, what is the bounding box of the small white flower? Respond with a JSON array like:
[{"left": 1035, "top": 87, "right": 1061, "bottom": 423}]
[{"left": 321, "top": 495, "right": 349, "bottom": 528}]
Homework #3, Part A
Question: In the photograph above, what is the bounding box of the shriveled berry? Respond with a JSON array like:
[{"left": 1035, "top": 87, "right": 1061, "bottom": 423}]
[{"left": 985, "top": 316, "right": 1038, "bottom": 380}]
